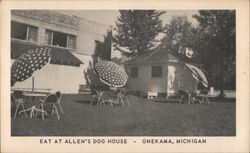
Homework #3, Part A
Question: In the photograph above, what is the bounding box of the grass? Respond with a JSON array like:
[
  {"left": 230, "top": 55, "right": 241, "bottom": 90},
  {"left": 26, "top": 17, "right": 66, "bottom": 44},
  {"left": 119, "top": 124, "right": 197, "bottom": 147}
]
[{"left": 11, "top": 94, "right": 235, "bottom": 136}]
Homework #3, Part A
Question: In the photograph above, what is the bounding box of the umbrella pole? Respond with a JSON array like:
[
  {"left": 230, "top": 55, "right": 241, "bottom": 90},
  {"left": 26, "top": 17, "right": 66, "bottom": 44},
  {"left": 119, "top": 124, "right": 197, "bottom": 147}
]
[
  {"left": 32, "top": 77, "right": 35, "bottom": 118},
  {"left": 32, "top": 76, "right": 34, "bottom": 94}
]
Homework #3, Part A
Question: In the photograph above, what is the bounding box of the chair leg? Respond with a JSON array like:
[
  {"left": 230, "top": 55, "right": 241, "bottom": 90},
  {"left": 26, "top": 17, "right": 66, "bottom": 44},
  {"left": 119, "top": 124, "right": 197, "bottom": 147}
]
[
  {"left": 35, "top": 104, "right": 41, "bottom": 118},
  {"left": 120, "top": 96, "right": 124, "bottom": 106},
  {"left": 97, "top": 97, "right": 101, "bottom": 106},
  {"left": 58, "top": 103, "right": 63, "bottom": 113},
  {"left": 54, "top": 106, "right": 60, "bottom": 120},
  {"left": 30, "top": 106, "right": 35, "bottom": 118},
  {"left": 21, "top": 103, "right": 28, "bottom": 118},
  {"left": 90, "top": 95, "right": 94, "bottom": 106},
  {"left": 179, "top": 96, "right": 183, "bottom": 104},
  {"left": 206, "top": 97, "right": 210, "bottom": 104},
  {"left": 41, "top": 105, "right": 44, "bottom": 120},
  {"left": 35, "top": 109, "right": 38, "bottom": 118},
  {"left": 14, "top": 102, "right": 21, "bottom": 119},
  {"left": 125, "top": 98, "right": 130, "bottom": 106},
  {"left": 52, "top": 104, "right": 56, "bottom": 115}
]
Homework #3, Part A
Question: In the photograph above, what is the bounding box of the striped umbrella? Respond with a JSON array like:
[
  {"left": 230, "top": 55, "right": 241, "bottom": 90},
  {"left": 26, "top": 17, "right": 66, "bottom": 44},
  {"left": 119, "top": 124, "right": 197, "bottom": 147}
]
[
  {"left": 95, "top": 61, "right": 128, "bottom": 88},
  {"left": 185, "top": 63, "right": 208, "bottom": 87},
  {"left": 11, "top": 47, "right": 51, "bottom": 86}
]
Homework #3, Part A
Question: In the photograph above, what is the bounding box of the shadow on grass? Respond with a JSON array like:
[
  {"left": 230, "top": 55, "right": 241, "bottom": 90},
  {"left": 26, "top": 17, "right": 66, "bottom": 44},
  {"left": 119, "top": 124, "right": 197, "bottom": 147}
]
[
  {"left": 210, "top": 97, "right": 236, "bottom": 103},
  {"left": 153, "top": 97, "right": 236, "bottom": 104},
  {"left": 74, "top": 100, "right": 91, "bottom": 105}
]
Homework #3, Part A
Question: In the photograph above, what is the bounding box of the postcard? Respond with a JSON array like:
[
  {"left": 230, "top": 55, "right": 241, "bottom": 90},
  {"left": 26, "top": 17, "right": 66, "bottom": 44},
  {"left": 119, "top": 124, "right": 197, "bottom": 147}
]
[{"left": 1, "top": 0, "right": 249, "bottom": 152}]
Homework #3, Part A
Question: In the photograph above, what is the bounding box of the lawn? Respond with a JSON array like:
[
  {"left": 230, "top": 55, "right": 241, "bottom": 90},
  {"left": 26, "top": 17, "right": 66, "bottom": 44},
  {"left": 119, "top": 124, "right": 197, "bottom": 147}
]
[{"left": 11, "top": 94, "right": 236, "bottom": 136}]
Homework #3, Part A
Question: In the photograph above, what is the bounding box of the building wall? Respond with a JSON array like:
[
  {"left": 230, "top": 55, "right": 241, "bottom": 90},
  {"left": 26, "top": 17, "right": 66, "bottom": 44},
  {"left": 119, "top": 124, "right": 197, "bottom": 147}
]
[
  {"left": 77, "top": 19, "right": 110, "bottom": 55},
  {"left": 11, "top": 11, "right": 111, "bottom": 93},
  {"left": 126, "top": 62, "right": 198, "bottom": 95},
  {"left": 11, "top": 10, "right": 110, "bottom": 55},
  {"left": 11, "top": 55, "right": 93, "bottom": 93},
  {"left": 126, "top": 63, "right": 168, "bottom": 93}
]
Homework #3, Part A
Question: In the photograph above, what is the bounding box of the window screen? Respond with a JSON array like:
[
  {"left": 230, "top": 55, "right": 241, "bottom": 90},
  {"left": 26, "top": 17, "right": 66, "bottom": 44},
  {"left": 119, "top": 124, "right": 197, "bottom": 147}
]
[
  {"left": 11, "top": 22, "right": 27, "bottom": 40},
  {"left": 28, "top": 26, "right": 38, "bottom": 43},
  {"left": 11, "top": 21, "right": 38, "bottom": 42},
  {"left": 151, "top": 66, "right": 162, "bottom": 78},
  {"left": 67, "top": 35, "right": 76, "bottom": 49},
  {"left": 52, "top": 31, "right": 67, "bottom": 47},
  {"left": 45, "top": 30, "right": 76, "bottom": 49}
]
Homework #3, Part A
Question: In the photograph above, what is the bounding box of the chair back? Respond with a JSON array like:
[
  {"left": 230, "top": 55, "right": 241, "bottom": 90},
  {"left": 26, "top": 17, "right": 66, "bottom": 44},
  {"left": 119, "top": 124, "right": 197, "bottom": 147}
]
[
  {"left": 101, "top": 91, "right": 117, "bottom": 102},
  {"left": 11, "top": 93, "right": 15, "bottom": 102},
  {"left": 44, "top": 94, "right": 57, "bottom": 104},
  {"left": 55, "top": 91, "right": 62, "bottom": 103},
  {"left": 200, "top": 89, "right": 208, "bottom": 95},
  {"left": 178, "top": 90, "right": 188, "bottom": 96},
  {"left": 90, "top": 86, "right": 98, "bottom": 95},
  {"left": 13, "top": 91, "right": 23, "bottom": 99},
  {"left": 11, "top": 93, "right": 16, "bottom": 107},
  {"left": 121, "top": 88, "right": 129, "bottom": 95}
]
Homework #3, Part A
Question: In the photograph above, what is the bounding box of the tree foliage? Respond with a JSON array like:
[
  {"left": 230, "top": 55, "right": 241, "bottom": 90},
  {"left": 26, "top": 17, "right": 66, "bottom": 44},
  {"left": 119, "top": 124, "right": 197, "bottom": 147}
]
[
  {"left": 83, "top": 30, "right": 112, "bottom": 89},
  {"left": 162, "top": 16, "right": 199, "bottom": 60},
  {"left": 113, "top": 10, "right": 165, "bottom": 57},
  {"left": 193, "top": 10, "right": 236, "bottom": 91},
  {"left": 95, "top": 30, "right": 112, "bottom": 61}
]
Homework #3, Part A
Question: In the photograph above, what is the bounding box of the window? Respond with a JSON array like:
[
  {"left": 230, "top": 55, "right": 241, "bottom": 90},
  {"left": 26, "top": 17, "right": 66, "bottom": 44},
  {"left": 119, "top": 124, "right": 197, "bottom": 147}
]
[
  {"left": 45, "top": 30, "right": 76, "bottom": 49},
  {"left": 67, "top": 35, "right": 77, "bottom": 49},
  {"left": 130, "top": 67, "right": 138, "bottom": 78},
  {"left": 151, "top": 66, "right": 162, "bottom": 78},
  {"left": 11, "top": 21, "right": 38, "bottom": 43}
]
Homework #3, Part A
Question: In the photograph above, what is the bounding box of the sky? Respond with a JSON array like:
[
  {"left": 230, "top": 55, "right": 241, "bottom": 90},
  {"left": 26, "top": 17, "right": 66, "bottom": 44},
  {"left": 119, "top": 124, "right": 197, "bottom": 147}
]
[
  {"left": 56, "top": 10, "right": 198, "bottom": 58},
  {"left": 56, "top": 10, "right": 198, "bottom": 27}
]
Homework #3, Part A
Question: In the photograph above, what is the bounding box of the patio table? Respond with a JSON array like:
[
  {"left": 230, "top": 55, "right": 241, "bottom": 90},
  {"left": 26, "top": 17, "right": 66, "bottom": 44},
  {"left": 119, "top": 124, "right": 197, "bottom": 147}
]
[{"left": 18, "top": 93, "right": 48, "bottom": 118}]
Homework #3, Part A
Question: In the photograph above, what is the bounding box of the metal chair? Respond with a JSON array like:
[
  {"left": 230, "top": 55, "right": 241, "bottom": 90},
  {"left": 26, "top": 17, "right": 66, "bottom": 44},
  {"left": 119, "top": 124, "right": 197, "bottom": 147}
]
[
  {"left": 178, "top": 90, "right": 190, "bottom": 104},
  {"left": 37, "top": 94, "right": 59, "bottom": 120},
  {"left": 11, "top": 91, "right": 27, "bottom": 119},
  {"left": 89, "top": 88, "right": 104, "bottom": 106},
  {"left": 118, "top": 88, "right": 130, "bottom": 106},
  {"left": 55, "top": 91, "right": 63, "bottom": 113},
  {"left": 99, "top": 91, "right": 118, "bottom": 106},
  {"left": 198, "top": 89, "right": 210, "bottom": 104}
]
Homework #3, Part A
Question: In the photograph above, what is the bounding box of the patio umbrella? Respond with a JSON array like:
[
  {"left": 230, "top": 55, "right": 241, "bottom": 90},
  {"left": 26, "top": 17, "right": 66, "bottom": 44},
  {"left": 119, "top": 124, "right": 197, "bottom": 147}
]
[
  {"left": 11, "top": 47, "right": 51, "bottom": 118},
  {"left": 185, "top": 63, "right": 208, "bottom": 87},
  {"left": 11, "top": 47, "right": 51, "bottom": 86},
  {"left": 95, "top": 61, "right": 128, "bottom": 88}
]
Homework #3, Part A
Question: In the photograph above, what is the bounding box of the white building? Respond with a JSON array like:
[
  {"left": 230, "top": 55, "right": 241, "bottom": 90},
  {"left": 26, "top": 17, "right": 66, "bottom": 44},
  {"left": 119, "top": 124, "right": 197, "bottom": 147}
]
[{"left": 11, "top": 10, "right": 112, "bottom": 93}]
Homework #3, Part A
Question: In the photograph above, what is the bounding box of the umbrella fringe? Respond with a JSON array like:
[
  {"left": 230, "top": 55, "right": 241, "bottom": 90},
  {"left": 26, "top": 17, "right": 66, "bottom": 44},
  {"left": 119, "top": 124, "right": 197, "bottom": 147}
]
[{"left": 185, "top": 63, "right": 208, "bottom": 87}]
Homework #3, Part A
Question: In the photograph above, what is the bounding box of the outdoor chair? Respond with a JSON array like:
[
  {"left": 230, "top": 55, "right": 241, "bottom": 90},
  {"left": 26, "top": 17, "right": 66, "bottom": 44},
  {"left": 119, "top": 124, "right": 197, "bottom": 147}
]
[
  {"left": 55, "top": 91, "right": 63, "bottom": 114},
  {"left": 11, "top": 91, "right": 27, "bottom": 119},
  {"left": 118, "top": 88, "right": 130, "bottom": 106},
  {"left": 178, "top": 90, "right": 190, "bottom": 104},
  {"left": 99, "top": 91, "right": 118, "bottom": 106},
  {"left": 89, "top": 88, "right": 104, "bottom": 106},
  {"left": 36, "top": 94, "right": 59, "bottom": 120},
  {"left": 197, "top": 89, "right": 211, "bottom": 104},
  {"left": 190, "top": 91, "right": 200, "bottom": 104},
  {"left": 200, "top": 89, "right": 209, "bottom": 95}
]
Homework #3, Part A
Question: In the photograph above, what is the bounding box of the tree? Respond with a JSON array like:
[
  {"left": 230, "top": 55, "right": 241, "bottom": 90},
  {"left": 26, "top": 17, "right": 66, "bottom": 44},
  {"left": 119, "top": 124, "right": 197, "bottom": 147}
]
[
  {"left": 95, "top": 30, "right": 112, "bottom": 61},
  {"left": 83, "top": 30, "right": 112, "bottom": 90},
  {"left": 113, "top": 10, "right": 165, "bottom": 57},
  {"left": 193, "top": 10, "right": 236, "bottom": 96},
  {"left": 162, "top": 16, "right": 199, "bottom": 60}
]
